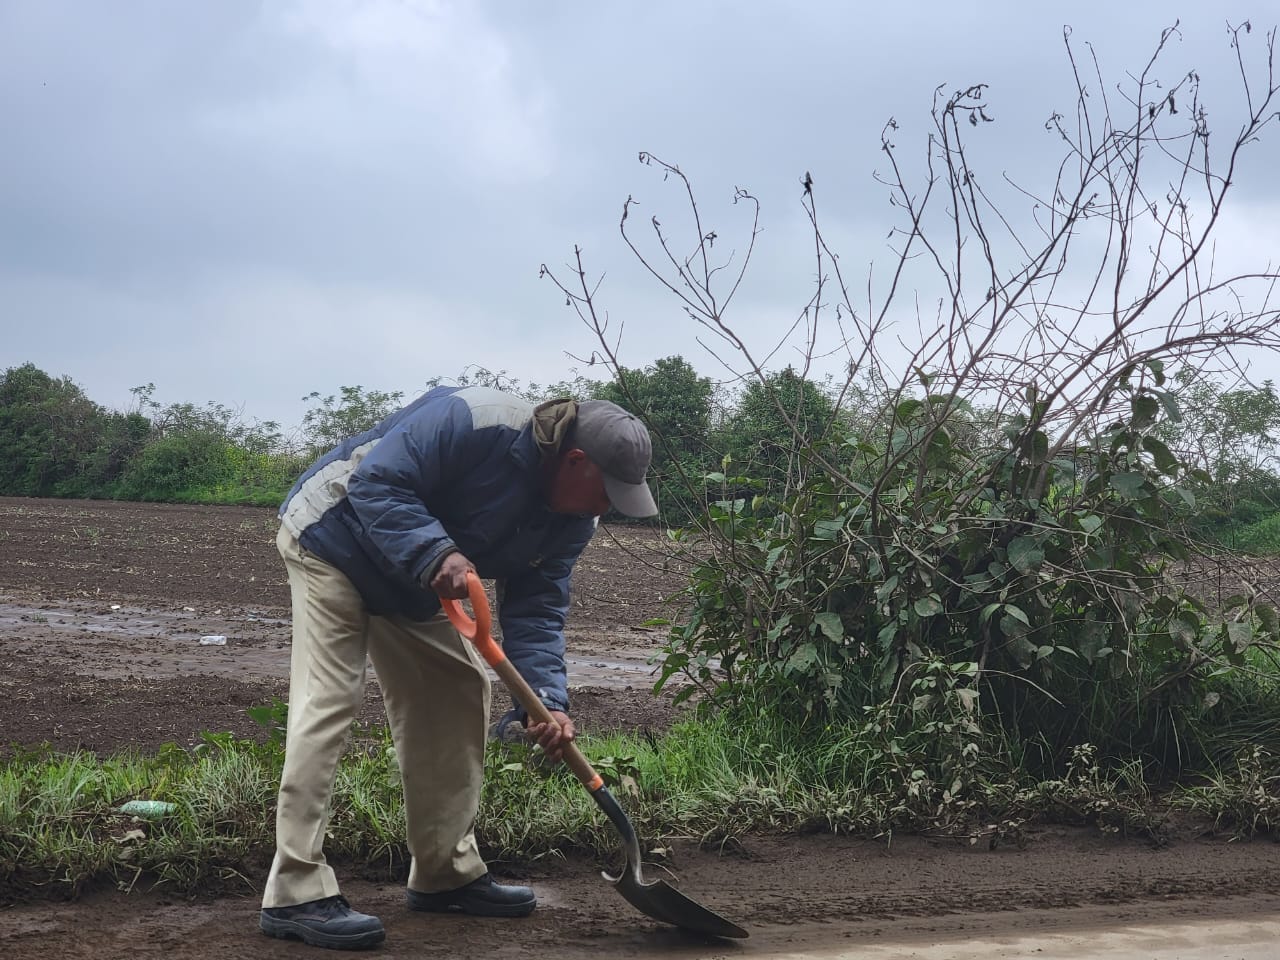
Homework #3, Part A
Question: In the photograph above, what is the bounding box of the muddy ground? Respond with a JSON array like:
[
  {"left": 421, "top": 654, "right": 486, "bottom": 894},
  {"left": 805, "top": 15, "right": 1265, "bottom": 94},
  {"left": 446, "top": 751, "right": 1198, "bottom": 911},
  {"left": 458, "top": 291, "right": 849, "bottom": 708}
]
[
  {"left": 2, "top": 496, "right": 1280, "bottom": 958},
  {"left": 0, "top": 497, "right": 687, "bottom": 752}
]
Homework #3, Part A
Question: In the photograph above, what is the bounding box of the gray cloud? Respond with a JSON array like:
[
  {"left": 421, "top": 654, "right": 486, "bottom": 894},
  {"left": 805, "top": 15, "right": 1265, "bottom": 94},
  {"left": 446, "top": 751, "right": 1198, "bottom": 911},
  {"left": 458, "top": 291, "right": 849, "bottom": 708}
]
[{"left": 3, "top": 1, "right": 1276, "bottom": 429}]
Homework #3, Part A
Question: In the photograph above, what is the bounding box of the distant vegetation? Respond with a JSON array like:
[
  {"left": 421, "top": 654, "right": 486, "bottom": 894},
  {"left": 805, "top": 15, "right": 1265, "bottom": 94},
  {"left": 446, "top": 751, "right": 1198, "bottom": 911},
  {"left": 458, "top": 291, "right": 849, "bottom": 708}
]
[
  {"left": 3, "top": 355, "right": 1275, "bottom": 541},
  {"left": 0, "top": 356, "right": 854, "bottom": 519},
  {"left": 0, "top": 364, "right": 300, "bottom": 508}
]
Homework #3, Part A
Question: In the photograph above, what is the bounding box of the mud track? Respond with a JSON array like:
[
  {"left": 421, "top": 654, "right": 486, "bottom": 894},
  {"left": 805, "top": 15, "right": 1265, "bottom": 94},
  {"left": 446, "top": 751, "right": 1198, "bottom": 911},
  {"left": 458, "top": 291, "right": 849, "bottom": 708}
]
[{"left": 2, "top": 497, "right": 1279, "bottom": 958}]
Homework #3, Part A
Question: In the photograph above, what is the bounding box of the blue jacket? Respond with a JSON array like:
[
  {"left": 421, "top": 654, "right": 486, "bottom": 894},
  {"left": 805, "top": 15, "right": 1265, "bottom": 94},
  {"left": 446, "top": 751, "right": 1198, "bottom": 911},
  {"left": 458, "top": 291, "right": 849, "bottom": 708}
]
[{"left": 279, "top": 386, "right": 597, "bottom": 713}]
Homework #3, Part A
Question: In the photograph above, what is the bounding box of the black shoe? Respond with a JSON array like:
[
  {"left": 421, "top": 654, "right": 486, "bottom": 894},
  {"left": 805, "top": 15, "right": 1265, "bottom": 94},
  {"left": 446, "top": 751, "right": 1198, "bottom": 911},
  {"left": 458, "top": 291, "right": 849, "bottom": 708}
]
[
  {"left": 260, "top": 895, "right": 386, "bottom": 950},
  {"left": 406, "top": 873, "right": 536, "bottom": 917}
]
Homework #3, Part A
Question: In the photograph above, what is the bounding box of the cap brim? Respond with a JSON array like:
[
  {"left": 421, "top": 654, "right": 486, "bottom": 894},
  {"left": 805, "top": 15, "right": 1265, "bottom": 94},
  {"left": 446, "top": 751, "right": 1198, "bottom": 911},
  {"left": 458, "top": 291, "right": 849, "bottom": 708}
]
[{"left": 603, "top": 473, "right": 659, "bottom": 518}]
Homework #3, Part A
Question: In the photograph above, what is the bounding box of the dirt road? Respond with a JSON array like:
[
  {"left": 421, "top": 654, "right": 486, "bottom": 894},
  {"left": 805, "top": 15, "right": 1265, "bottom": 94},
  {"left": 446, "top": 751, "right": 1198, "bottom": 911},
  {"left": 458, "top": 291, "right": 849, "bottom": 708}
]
[
  {"left": 2, "top": 497, "right": 1279, "bottom": 958},
  {"left": 4, "top": 834, "right": 1280, "bottom": 958}
]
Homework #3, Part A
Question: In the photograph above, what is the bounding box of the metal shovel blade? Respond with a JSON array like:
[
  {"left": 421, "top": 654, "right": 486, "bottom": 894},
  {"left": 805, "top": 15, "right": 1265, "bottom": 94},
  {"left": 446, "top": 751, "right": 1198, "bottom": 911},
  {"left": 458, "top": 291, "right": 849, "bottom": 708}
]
[{"left": 593, "top": 786, "right": 749, "bottom": 939}]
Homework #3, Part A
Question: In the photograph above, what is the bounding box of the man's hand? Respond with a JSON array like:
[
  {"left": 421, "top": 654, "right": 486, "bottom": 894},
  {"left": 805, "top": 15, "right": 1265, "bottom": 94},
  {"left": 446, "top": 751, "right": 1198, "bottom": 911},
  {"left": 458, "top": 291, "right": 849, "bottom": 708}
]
[
  {"left": 527, "top": 710, "right": 576, "bottom": 764},
  {"left": 430, "top": 551, "right": 475, "bottom": 599}
]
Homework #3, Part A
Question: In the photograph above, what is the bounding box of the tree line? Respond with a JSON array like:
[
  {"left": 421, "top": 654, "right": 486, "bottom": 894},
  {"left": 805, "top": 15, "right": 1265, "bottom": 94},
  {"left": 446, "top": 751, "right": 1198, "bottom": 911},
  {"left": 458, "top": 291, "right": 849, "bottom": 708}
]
[
  {"left": 0, "top": 358, "right": 838, "bottom": 516},
  {"left": 2, "top": 358, "right": 1276, "bottom": 546}
]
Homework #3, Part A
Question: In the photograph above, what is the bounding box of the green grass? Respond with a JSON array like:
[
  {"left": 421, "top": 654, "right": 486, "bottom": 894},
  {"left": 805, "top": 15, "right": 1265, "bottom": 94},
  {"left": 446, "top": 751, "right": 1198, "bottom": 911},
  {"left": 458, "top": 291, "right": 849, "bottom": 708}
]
[
  {"left": 0, "top": 740, "right": 276, "bottom": 895},
  {"left": 1234, "top": 512, "right": 1280, "bottom": 555},
  {"left": 133, "top": 483, "right": 290, "bottom": 508},
  {"left": 4, "top": 704, "right": 1280, "bottom": 903}
]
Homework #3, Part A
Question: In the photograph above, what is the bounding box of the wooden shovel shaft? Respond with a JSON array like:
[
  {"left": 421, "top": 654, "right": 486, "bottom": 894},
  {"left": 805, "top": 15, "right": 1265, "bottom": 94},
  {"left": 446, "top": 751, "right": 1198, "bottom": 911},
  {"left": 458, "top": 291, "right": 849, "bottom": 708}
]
[
  {"left": 487, "top": 655, "right": 603, "bottom": 791},
  {"left": 440, "top": 571, "right": 603, "bottom": 792}
]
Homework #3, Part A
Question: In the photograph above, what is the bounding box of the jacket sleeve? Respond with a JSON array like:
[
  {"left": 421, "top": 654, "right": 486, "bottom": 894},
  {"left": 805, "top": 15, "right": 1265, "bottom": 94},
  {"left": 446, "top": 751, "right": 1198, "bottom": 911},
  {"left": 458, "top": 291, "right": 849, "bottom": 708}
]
[
  {"left": 498, "top": 518, "right": 597, "bottom": 714},
  {"left": 344, "top": 403, "right": 464, "bottom": 586}
]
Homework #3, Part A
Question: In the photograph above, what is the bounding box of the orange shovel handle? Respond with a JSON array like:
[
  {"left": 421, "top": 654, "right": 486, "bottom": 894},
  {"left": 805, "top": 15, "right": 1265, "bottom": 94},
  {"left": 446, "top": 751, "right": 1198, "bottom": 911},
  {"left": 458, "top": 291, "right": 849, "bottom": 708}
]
[
  {"left": 440, "top": 571, "right": 604, "bottom": 792},
  {"left": 440, "top": 571, "right": 502, "bottom": 667}
]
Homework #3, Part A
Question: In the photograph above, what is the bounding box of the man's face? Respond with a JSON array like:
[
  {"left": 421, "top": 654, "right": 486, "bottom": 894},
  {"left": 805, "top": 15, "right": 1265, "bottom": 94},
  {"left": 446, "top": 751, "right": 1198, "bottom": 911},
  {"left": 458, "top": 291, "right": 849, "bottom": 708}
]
[{"left": 546, "top": 448, "right": 612, "bottom": 516}]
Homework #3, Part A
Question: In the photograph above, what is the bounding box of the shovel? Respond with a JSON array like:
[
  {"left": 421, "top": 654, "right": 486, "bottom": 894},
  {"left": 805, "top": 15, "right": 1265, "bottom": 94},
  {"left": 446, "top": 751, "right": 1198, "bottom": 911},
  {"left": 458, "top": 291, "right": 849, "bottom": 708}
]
[{"left": 441, "top": 571, "right": 748, "bottom": 939}]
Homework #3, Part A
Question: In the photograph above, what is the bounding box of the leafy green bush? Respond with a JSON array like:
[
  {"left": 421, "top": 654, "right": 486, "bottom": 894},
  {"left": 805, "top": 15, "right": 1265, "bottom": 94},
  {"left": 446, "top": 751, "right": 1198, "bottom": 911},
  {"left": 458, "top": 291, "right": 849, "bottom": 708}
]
[
  {"left": 0, "top": 363, "right": 116, "bottom": 497},
  {"left": 117, "top": 430, "right": 238, "bottom": 501},
  {"left": 113, "top": 433, "right": 302, "bottom": 506},
  {"left": 559, "top": 26, "right": 1280, "bottom": 782},
  {"left": 660, "top": 367, "right": 1280, "bottom": 771}
]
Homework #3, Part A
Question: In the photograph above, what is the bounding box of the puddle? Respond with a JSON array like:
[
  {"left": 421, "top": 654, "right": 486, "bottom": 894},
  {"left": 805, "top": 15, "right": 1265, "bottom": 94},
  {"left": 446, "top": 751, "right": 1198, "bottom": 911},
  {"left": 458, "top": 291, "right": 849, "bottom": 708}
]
[{"left": 0, "top": 598, "right": 664, "bottom": 689}]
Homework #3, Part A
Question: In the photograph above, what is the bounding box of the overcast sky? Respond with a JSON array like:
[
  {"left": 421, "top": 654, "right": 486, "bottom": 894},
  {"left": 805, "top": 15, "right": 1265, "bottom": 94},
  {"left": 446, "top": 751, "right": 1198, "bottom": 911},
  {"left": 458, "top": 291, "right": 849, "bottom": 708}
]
[{"left": 3, "top": 2, "right": 1278, "bottom": 435}]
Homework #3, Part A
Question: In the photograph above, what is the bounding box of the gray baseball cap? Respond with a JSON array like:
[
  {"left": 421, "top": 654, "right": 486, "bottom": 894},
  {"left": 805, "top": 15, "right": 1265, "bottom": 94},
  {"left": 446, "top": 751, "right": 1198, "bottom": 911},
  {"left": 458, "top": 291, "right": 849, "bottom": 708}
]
[{"left": 574, "top": 400, "right": 658, "bottom": 517}]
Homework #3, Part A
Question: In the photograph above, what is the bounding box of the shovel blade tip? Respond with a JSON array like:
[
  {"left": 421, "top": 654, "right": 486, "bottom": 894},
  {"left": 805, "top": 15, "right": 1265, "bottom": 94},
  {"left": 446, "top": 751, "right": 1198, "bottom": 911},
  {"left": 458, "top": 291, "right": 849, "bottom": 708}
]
[{"left": 604, "top": 870, "right": 749, "bottom": 939}]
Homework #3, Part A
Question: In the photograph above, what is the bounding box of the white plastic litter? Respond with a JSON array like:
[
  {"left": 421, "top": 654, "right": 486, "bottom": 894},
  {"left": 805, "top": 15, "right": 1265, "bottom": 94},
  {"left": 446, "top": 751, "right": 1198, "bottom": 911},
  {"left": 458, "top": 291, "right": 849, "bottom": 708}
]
[{"left": 199, "top": 635, "right": 227, "bottom": 646}]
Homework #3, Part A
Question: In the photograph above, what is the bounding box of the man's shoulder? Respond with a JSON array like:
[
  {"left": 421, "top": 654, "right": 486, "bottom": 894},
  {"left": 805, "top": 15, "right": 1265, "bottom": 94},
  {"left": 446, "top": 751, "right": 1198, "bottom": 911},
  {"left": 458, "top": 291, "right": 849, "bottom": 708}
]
[
  {"left": 407, "top": 386, "right": 533, "bottom": 433},
  {"left": 452, "top": 386, "right": 535, "bottom": 431}
]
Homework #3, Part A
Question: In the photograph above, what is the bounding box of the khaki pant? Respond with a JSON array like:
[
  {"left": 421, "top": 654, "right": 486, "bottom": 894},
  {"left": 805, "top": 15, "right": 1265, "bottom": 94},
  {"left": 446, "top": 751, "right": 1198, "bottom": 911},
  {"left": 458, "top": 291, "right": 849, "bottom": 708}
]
[{"left": 262, "top": 525, "right": 492, "bottom": 908}]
